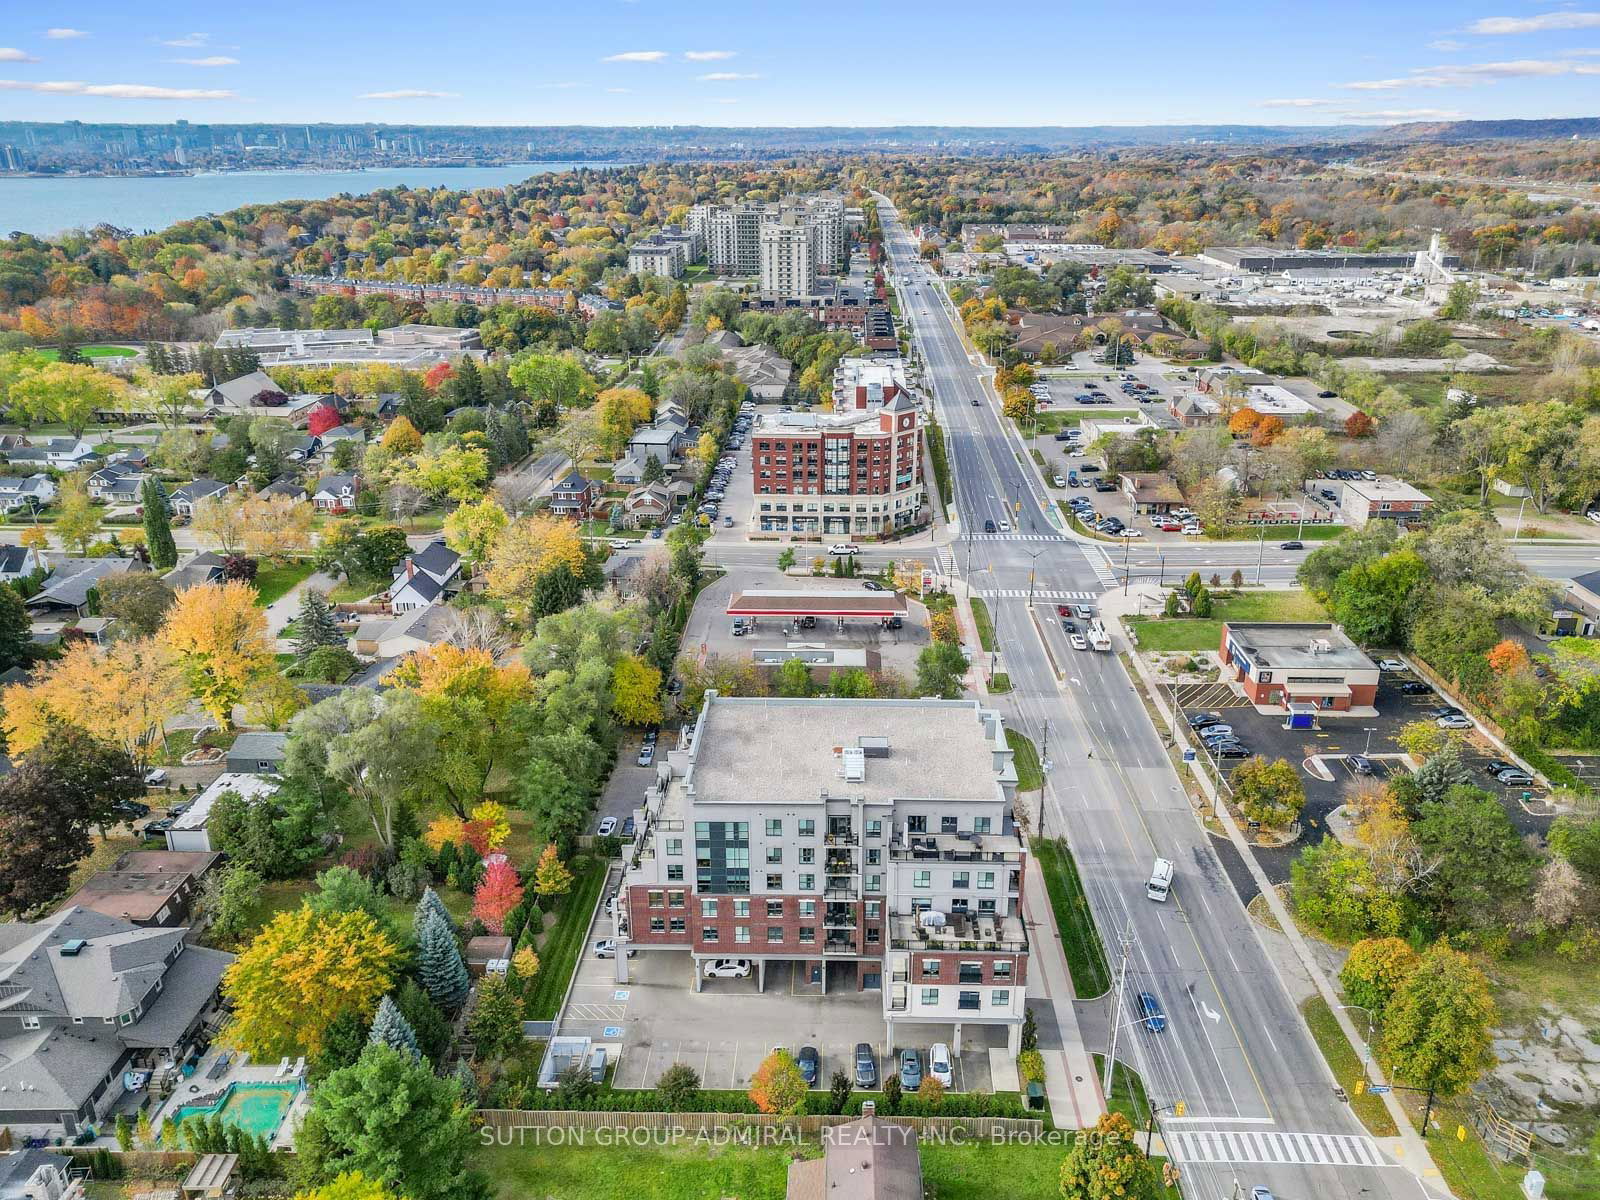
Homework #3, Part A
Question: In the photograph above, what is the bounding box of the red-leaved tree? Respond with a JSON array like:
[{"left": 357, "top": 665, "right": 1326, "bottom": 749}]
[
  {"left": 472, "top": 860, "right": 524, "bottom": 934},
  {"left": 1345, "top": 411, "right": 1375, "bottom": 438},
  {"left": 424, "top": 362, "right": 453, "bottom": 393},
  {"left": 307, "top": 404, "right": 342, "bottom": 437}
]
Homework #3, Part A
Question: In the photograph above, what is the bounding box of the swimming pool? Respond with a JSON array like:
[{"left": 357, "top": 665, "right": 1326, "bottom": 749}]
[{"left": 172, "top": 1081, "right": 301, "bottom": 1139}]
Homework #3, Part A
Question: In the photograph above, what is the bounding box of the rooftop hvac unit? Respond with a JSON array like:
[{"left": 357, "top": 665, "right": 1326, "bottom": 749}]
[
  {"left": 858, "top": 735, "right": 891, "bottom": 758},
  {"left": 840, "top": 746, "right": 866, "bottom": 783}
]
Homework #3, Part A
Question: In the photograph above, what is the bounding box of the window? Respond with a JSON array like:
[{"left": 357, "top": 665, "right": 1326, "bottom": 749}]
[
  {"left": 959, "top": 961, "right": 982, "bottom": 984},
  {"left": 799, "top": 926, "right": 816, "bottom": 943},
  {"left": 993, "top": 961, "right": 1013, "bottom": 979},
  {"left": 735, "top": 927, "right": 750, "bottom": 944},
  {"left": 907, "top": 815, "right": 927, "bottom": 834},
  {"left": 767, "top": 927, "right": 784, "bottom": 943},
  {"left": 978, "top": 871, "right": 996, "bottom": 890},
  {"left": 733, "top": 899, "right": 750, "bottom": 918},
  {"left": 766, "top": 873, "right": 784, "bottom": 890},
  {"left": 921, "top": 959, "right": 941, "bottom": 979},
  {"left": 798, "top": 900, "right": 815, "bottom": 918},
  {"left": 666, "top": 838, "right": 683, "bottom": 856},
  {"left": 766, "top": 900, "right": 784, "bottom": 918},
  {"left": 978, "top": 899, "right": 997, "bottom": 914},
  {"left": 952, "top": 871, "right": 969, "bottom": 890},
  {"left": 958, "top": 991, "right": 981, "bottom": 1011},
  {"left": 799, "top": 847, "right": 815, "bottom": 865},
  {"left": 650, "top": 917, "right": 665, "bottom": 933},
  {"left": 703, "top": 927, "right": 719, "bottom": 943},
  {"left": 766, "top": 818, "right": 783, "bottom": 837},
  {"left": 648, "top": 890, "right": 664, "bottom": 908},
  {"left": 667, "top": 865, "right": 684, "bottom": 882},
  {"left": 866, "top": 874, "right": 882, "bottom": 893},
  {"left": 798, "top": 819, "right": 815, "bottom": 838},
  {"left": 974, "top": 817, "right": 991, "bottom": 834},
  {"left": 866, "top": 848, "right": 881, "bottom": 865},
  {"left": 921, "top": 988, "right": 940, "bottom": 1006},
  {"left": 941, "top": 815, "right": 958, "bottom": 834},
  {"left": 668, "top": 890, "right": 685, "bottom": 908},
  {"left": 865, "top": 900, "right": 880, "bottom": 918},
  {"left": 766, "top": 847, "right": 783, "bottom": 864},
  {"left": 669, "top": 917, "right": 686, "bottom": 933},
  {"left": 866, "top": 925, "right": 880, "bottom": 944},
  {"left": 701, "top": 898, "right": 719, "bottom": 918},
  {"left": 866, "top": 819, "right": 882, "bottom": 838},
  {"left": 992, "top": 989, "right": 1011, "bottom": 1007},
  {"left": 914, "top": 870, "right": 931, "bottom": 889},
  {"left": 21, "top": 1015, "right": 39, "bottom": 1030}
]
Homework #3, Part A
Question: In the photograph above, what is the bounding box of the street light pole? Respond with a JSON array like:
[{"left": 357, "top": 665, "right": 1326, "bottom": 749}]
[
  {"left": 1255, "top": 525, "right": 1265, "bottom": 585},
  {"left": 1337, "top": 1003, "right": 1376, "bottom": 1071},
  {"left": 1363, "top": 727, "right": 1377, "bottom": 757},
  {"left": 1512, "top": 493, "right": 1528, "bottom": 542}
]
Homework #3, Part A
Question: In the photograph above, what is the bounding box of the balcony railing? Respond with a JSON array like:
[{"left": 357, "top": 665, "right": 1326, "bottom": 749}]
[
  {"left": 823, "top": 938, "right": 857, "bottom": 954},
  {"left": 824, "top": 831, "right": 858, "bottom": 847}
]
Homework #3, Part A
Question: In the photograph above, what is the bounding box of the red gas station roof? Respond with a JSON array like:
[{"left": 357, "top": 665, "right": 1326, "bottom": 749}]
[{"left": 726, "top": 590, "right": 908, "bottom": 619}]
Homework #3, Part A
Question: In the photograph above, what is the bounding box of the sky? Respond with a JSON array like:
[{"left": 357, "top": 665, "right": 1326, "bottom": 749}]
[{"left": 1, "top": 0, "right": 1599, "bottom": 127}]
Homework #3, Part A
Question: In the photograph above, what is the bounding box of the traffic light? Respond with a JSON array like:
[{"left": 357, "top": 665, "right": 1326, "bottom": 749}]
[
  {"left": 1354, "top": 1079, "right": 1366, "bottom": 1095},
  {"left": 1174, "top": 1101, "right": 1186, "bottom": 1118}
]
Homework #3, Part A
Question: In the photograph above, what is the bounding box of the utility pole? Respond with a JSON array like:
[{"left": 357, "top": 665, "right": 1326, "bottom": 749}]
[
  {"left": 1254, "top": 525, "right": 1265, "bottom": 585},
  {"left": 1101, "top": 925, "right": 1136, "bottom": 1096}
]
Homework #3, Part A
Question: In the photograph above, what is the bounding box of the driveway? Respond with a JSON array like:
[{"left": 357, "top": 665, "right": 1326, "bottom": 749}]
[
  {"left": 595, "top": 756, "right": 656, "bottom": 833},
  {"left": 263, "top": 569, "right": 338, "bottom": 647}
]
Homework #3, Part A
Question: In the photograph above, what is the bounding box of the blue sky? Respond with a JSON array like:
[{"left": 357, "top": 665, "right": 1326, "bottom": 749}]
[{"left": 1, "top": 1, "right": 1598, "bottom": 126}]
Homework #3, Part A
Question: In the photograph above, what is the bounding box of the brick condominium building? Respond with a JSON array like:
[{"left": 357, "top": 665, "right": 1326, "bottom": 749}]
[
  {"left": 750, "top": 396, "right": 925, "bottom": 536},
  {"left": 619, "top": 694, "right": 1030, "bottom": 1055}
]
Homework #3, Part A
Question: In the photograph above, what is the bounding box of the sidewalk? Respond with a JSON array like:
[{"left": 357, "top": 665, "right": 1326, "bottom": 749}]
[{"left": 1022, "top": 853, "right": 1107, "bottom": 1129}]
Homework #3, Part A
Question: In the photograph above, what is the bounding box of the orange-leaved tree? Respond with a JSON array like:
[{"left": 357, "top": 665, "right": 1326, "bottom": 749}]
[
  {"left": 748, "top": 1049, "right": 807, "bottom": 1115},
  {"left": 159, "top": 581, "right": 273, "bottom": 731},
  {"left": 472, "top": 860, "right": 524, "bottom": 934}
]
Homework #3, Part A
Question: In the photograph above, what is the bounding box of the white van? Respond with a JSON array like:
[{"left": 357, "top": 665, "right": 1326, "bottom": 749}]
[{"left": 1146, "top": 858, "right": 1174, "bottom": 902}]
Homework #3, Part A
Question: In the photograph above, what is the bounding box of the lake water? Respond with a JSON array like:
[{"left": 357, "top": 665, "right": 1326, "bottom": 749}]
[{"left": 0, "top": 162, "right": 611, "bottom": 239}]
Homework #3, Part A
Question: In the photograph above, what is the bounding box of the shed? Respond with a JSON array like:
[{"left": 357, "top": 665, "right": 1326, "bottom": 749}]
[
  {"left": 465, "top": 935, "right": 513, "bottom": 977},
  {"left": 182, "top": 1155, "right": 238, "bottom": 1200}
]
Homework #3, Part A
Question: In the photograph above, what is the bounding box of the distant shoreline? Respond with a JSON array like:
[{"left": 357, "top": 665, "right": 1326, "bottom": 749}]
[{"left": 0, "top": 161, "right": 629, "bottom": 182}]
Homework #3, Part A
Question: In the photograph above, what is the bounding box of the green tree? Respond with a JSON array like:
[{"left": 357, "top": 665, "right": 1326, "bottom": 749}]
[
  {"left": 204, "top": 865, "right": 264, "bottom": 945},
  {"left": 1230, "top": 756, "right": 1304, "bottom": 829},
  {"left": 1329, "top": 550, "right": 1429, "bottom": 647},
  {"left": 311, "top": 1009, "right": 369, "bottom": 1082},
  {"left": 828, "top": 1067, "right": 853, "bottom": 1114},
  {"left": 467, "top": 974, "right": 525, "bottom": 1061},
  {"left": 916, "top": 641, "right": 968, "bottom": 699},
  {"left": 0, "top": 585, "right": 30, "bottom": 673},
  {"left": 1339, "top": 937, "right": 1421, "bottom": 1020},
  {"left": 296, "top": 1045, "right": 486, "bottom": 1200},
  {"left": 1413, "top": 785, "right": 1534, "bottom": 930},
  {"left": 295, "top": 589, "right": 342, "bottom": 657},
  {"left": 774, "top": 657, "right": 812, "bottom": 698},
  {"left": 366, "top": 994, "right": 420, "bottom": 1060},
  {"left": 1058, "top": 1112, "right": 1163, "bottom": 1200},
  {"left": 1290, "top": 839, "right": 1405, "bottom": 941},
  {"left": 95, "top": 573, "right": 176, "bottom": 637},
  {"left": 142, "top": 476, "right": 178, "bottom": 569},
  {"left": 416, "top": 908, "right": 470, "bottom": 1014},
  {"left": 1381, "top": 944, "right": 1496, "bottom": 1099},
  {"left": 657, "top": 1063, "right": 702, "bottom": 1112}
]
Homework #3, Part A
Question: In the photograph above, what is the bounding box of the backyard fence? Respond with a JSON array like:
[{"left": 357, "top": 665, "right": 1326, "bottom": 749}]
[{"left": 477, "top": 1108, "right": 1045, "bottom": 1139}]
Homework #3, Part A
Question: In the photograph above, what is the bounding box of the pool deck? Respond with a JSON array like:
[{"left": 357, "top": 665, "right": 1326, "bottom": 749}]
[{"left": 154, "top": 1048, "right": 308, "bottom": 1151}]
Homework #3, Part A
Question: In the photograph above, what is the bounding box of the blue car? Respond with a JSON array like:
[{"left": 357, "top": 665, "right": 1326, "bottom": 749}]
[
  {"left": 1137, "top": 992, "right": 1167, "bottom": 1033},
  {"left": 898, "top": 1048, "right": 923, "bottom": 1089}
]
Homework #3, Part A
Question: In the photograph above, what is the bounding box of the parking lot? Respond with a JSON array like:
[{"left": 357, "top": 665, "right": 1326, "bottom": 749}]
[
  {"left": 705, "top": 402, "right": 757, "bottom": 540},
  {"left": 560, "top": 947, "right": 997, "bottom": 1093},
  {"left": 1179, "top": 668, "right": 1557, "bottom": 884}
]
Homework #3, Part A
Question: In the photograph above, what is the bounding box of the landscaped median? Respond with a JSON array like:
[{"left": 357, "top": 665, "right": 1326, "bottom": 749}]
[{"left": 1031, "top": 838, "right": 1111, "bottom": 997}]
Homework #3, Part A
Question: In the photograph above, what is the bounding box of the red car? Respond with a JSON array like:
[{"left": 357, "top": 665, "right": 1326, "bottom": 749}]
[{"left": 1057, "top": 604, "right": 1071, "bottom": 617}]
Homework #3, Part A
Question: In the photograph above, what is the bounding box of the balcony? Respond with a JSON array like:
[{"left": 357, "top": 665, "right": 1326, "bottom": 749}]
[
  {"left": 823, "top": 937, "right": 857, "bottom": 955},
  {"left": 889, "top": 831, "right": 1023, "bottom": 863},
  {"left": 825, "top": 856, "right": 857, "bottom": 875},
  {"left": 889, "top": 911, "right": 1029, "bottom": 955},
  {"left": 823, "top": 906, "right": 857, "bottom": 929},
  {"left": 824, "top": 830, "right": 858, "bottom": 847}
]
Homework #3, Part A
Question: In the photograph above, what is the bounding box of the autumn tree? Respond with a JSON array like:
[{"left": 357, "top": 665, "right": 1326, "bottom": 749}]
[
  {"left": 1340, "top": 937, "right": 1420, "bottom": 1020},
  {"left": 191, "top": 493, "right": 250, "bottom": 557},
  {"left": 484, "top": 515, "right": 590, "bottom": 624},
  {"left": 160, "top": 581, "right": 273, "bottom": 730},
  {"left": 3, "top": 638, "right": 187, "bottom": 762},
  {"left": 1058, "top": 1112, "right": 1162, "bottom": 1200},
  {"left": 595, "top": 386, "right": 652, "bottom": 458},
  {"left": 241, "top": 494, "right": 315, "bottom": 561},
  {"left": 748, "top": 1049, "right": 808, "bottom": 1115},
  {"left": 54, "top": 483, "right": 102, "bottom": 555},
  {"left": 471, "top": 861, "right": 523, "bottom": 934},
  {"left": 467, "top": 973, "right": 525, "bottom": 1061},
  {"left": 379, "top": 415, "right": 424, "bottom": 455},
  {"left": 533, "top": 843, "right": 574, "bottom": 898},
  {"left": 1380, "top": 943, "right": 1496, "bottom": 1100},
  {"left": 10, "top": 360, "right": 127, "bottom": 435},
  {"left": 442, "top": 496, "right": 508, "bottom": 563},
  {"left": 222, "top": 903, "right": 400, "bottom": 1060},
  {"left": 1229, "top": 756, "right": 1304, "bottom": 829},
  {"left": 611, "top": 653, "right": 663, "bottom": 726}
]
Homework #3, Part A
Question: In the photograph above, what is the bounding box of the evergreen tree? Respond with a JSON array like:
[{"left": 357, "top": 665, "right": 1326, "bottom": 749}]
[
  {"left": 416, "top": 908, "right": 470, "bottom": 1013},
  {"left": 452, "top": 1059, "right": 479, "bottom": 1107},
  {"left": 142, "top": 476, "right": 178, "bottom": 570},
  {"left": 0, "top": 585, "right": 30, "bottom": 674},
  {"left": 294, "top": 589, "right": 342, "bottom": 657},
  {"left": 312, "top": 1007, "right": 370, "bottom": 1080},
  {"left": 368, "top": 994, "right": 421, "bottom": 1059},
  {"left": 414, "top": 886, "right": 454, "bottom": 931}
]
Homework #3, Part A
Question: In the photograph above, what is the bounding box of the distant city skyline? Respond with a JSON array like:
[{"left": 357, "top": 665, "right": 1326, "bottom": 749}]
[{"left": 0, "top": 2, "right": 1598, "bottom": 126}]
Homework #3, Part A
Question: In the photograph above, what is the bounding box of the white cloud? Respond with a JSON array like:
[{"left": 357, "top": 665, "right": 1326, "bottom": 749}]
[
  {"left": 0, "top": 48, "right": 40, "bottom": 62},
  {"left": 170, "top": 56, "right": 237, "bottom": 67},
  {"left": 698, "top": 71, "right": 760, "bottom": 81},
  {"left": 1427, "top": 39, "right": 1465, "bottom": 51},
  {"left": 0, "top": 79, "right": 234, "bottom": 99},
  {"left": 1261, "top": 98, "right": 1338, "bottom": 108},
  {"left": 1338, "top": 76, "right": 1447, "bottom": 89},
  {"left": 1340, "top": 58, "right": 1596, "bottom": 89},
  {"left": 606, "top": 87, "right": 631, "bottom": 93},
  {"left": 358, "top": 89, "right": 460, "bottom": 99},
  {"left": 602, "top": 50, "right": 667, "bottom": 62},
  {"left": 1467, "top": 12, "right": 1600, "bottom": 34},
  {"left": 684, "top": 50, "right": 735, "bottom": 61},
  {"left": 1337, "top": 108, "right": 1468, "bottom": 121},
  {"left": 44, "top": 28, "right": 87, "bottom": 39},
  {"left": 159, "top": 33, "right": 210, "bottom": 47}
]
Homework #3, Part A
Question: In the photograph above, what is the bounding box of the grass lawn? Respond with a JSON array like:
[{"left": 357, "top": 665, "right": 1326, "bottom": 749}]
[
  {"left": 1006, "top": 729, "right": 1043, "bottom": 792},
  {"left": 1299, "top": 997, "right": 1397, "bottom": 1137},
  {"left": 1126, "top": 589, "right": 1327, "bottom": 653},
  {"left": 970, "top": 596, "right": 996, "bottom": 652},
  {"left": 252, "top": 560, "right": 316, "bottom": 607},
  {"left": 524, "top": 853, "right": 609, "bottom": 1020},
  {"left": 36, "top": 344, "right": 138, "bottom": 360},
  {"left": 1399, "top": 1092, "right": 1599, "bottom": 1200},
  {"left": 1031, "top": 838, "right": 1111, "bottom": 997},
  {"left": 1216, "top": 523, "right": 1346, "bottom": 541},
  {"left": 989, "top": 671, "right": 1012, "bottom": 695},
  {"left": 1092, "top": 1053, "right": 1152, "bottom": 1127},
  {"left": 1035, "top": 410, "right": 1136, "bottom": 433},
  {"left": 327, "top": 571, "right": 387, "bottom": 603}
]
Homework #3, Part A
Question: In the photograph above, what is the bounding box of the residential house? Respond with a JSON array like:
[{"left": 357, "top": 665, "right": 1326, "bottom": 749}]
[
  {"left": 257, "top": 477, "right": 309, "bottom": 503},
  {"left": 621, "top": 483, "right": 671, "bottom": 528},
  {"left": 284, "top": 434, "right": 321, "bottom": 463},
  {"left": 548, "top": 471, "right": 597, "bottom": 520},
  {"left": 170, "top": 478, "right": 231, "bottom": 518},
  {"left": 1005, "top": 309, "right": 1172, "bottom": 361},
  {"left": 603, "top": 553, "right": 646, "bottom": 598},
  {"left": 387, "top": 571, "right": 444, "bottom": 613},
  {"left": 786, "top": 1112, "right": 922, "bottom": 1200},
  {"left": 225, "top": 732, "right": 287, "bottom": 775},
  {"left": 394, "top": 540, "right": 461, "bottom": 591},
  {"left": 0, "top": 907, "right": 232, "bottom": 1137},
  {"left": 201, "top": 370, "right": 285, "bottom": 414},
  {"left": 0, "top": 474, "right": 56, "bottom": 513},
  {"left": 3, "top": 438, "right": 98, "bottom": 470},
  {"left": 27, "top": 559, "right": 145, "bottom": 617},
  {"left": 349, "top": 604, "right": 455, "bottom": 659},
  {"left": 162, "top": 551, "right": 227, "bottom": 591},
  {"left": 68, "top": 617, "right": 117, "bottom": 646},
  {"left": 1121, "top": 472, "right": 1184, "bottom": 514},
  {"left": 0, "top": 545, "right": 46, "bottom": 583},
  {"left": 725, "top": 342, "right": 793, "bottom": 401},
  {"left": 86, "top": 463, "right": 143, "bottom": 504},
  {"left": 165, "top": 773, "right": 279, "bottom": 853},
  {"left": 1552, "top": 569, "right": 1600, "bottom": 638},
  {"left": 626, "top": 421, "right": 687, "bottom": 468},
  {"left": 58, "top": 850, "right": 221, "bottom": 928},
  {"left": 0, "top": 1147, "right": 87, "bottom": 1200},
  {"left": 312, "top": 473, "right": 361, "bottom": 513},
  {"left": 316, "top": 425, "right": 367, "bottom": 455}
]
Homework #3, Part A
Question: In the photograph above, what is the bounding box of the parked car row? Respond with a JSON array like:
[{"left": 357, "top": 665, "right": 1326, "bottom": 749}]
[{"left": 1188, "top": 711, "right": 1252, "bottom": 759}]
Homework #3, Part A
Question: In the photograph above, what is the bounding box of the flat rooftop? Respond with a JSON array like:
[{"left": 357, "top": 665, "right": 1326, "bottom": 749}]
[
  {"left": 686, "top": 696, "right": 1005, "bottom": 809},
  {"left": 59, "top": 851, "right": 220, "bottom": 922},
  {"left": 727, "top": 590, "right": 907, "bottom": 618},
  {"left": 1224, "top": 623, "right": 1376, "bottom": 672},
  {"left": 1341, "top": 476, "right": 1434, "bottom": 504}
]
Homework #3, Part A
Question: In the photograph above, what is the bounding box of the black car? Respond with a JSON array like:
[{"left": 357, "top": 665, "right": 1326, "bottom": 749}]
[
  {"left": 1317, "top": 390, "right": 1337, "bottom": 398},
  {"left": 1279, "top": 540, "right": 1304, "bottom": 550},
  {"left": 1398, "top": 680, "right": 1433, "bottom": 695},
  {"left": 1079, "top": 463, "right": 1100, "bottom": 473},
  {"left": 112, "top": 799, "right": 152, "bottom": 819},
  {"left": 1061, "top": 619, "right": 1079, "bottom": 635},
  {"left": 862, "top": 580, "right": 886, "bottom": 591},
  {"left": 643, "top": 726, "right": 660, "bottom": 745},
  {"left": 621, "top": 817, "right": 636, "bottom": 837},
  {"left": 1187, "top": 712, "right": 1222, "bottom": 729},
  {"left": 140, "top": 816, "right": 176, "bottom": 837},
  {"left": 1214, "top": 743, "right": 1253, "bottom": 758},
  {"left": 1054, "top": 431, "right": 1074, "bottom": 441},
  {"left": 1484, "top": 759, "right": 1519, "bottom": 776},
  {"left": 797, "top": 1045, "right": 820, "bottom": 1086},
  {"left": 984, "top": 519, "right": 997, "bottom": 532},
  {"left": 1426, "top": 705, "right": 1463, "bottom": 719}
]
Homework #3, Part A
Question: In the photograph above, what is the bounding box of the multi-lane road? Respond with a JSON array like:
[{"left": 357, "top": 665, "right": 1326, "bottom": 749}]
[{"left": 873, "top": 195, "right": 1447, "bottom": 1200}]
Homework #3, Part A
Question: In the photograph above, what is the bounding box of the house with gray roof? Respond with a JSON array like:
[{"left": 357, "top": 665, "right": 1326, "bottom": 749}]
[
  {"left": 350, "top": 603, "right": 456, "bottom": 659},
  {"left": 3, "top": 439, "right": 98, "bottom": 470},
  {"left": 170, "top": 479, "right": 231, "bottom": 518},
  {"left": 0, "top": 475, "right": 57, "bottom": 513},
  {"left": 27, "top": 559, "right": 145, "bottom": 617},
  {"left": 0, "top": 545, "right": 45, "bottom": 583},
  {"left": 86, "top": 463, "right": 143, "bottom": 505},
  {"left": 162, "top": 551, "right": 226, "bottom": 592},
  {"left": 226, "top": 732, "right": 287, "bottom": 775},
  {"left": 0, "top": 1147, "right": 83, "bottom": 1200},
  {"left": 257, "top": 477, "right": 309, "bottom": 503},
  {"left": 312, "top": 473, "right": 361, "bottom": 513},
  {"left": 0, "top": 907, "right": 232, "bottom": 1137},
  {"left": 202, "top": 370, "right": 285, "bottom": 414}
]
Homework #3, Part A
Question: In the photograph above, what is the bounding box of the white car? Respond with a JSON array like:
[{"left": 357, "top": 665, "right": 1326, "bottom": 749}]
[
  {"left": 1116, "top": 529, "right": 1143, "bottom": 538},
  {"left": 1587, "top": 509, "right": 1600, "bottom": 525},
  {"left": 1181, "top": 524, "right": 1203, "bottom": 536},
  {"left": 1378, "top": 658, "right": 1406, "bottom": 671},
  {"left": 703, "top": 958, "right": 752, "bottom": 979},
  {"left": 607, "top": 538, "right": 631, "bottom": 550},
  {"left": 1052, "top": 475, "right": 1066, "bottom": 487},
  {"left": 828, "top": 543, "right": 861, "bottom": 556},
  {"left": 998, "top": 520, "right": 1011, "bottom": 532},
  {"left": 1436, "top": 715, "right": 1474, "bottom": 730},
  {"left": 1069, "top": 634, "right": 1089, "bottom": 651},
  {"left": 597, "top": 816, "right": 617, "bottom": 836},
  {"left": 928, "top": 1042, "right": 954, "bottom": 1088}
]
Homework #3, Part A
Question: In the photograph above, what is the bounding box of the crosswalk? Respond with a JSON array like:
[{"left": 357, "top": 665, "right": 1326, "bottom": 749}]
[
  {"left": 975, "top": 589, "right": 1099, "bottom": 602},
  {"left": 935, "top": 551, "right": 958, "bottom": 578},
  {"left": 1167, "top": 1129, "right": 1387, "bottom": 1169},
  {"left": 1085, "top": 547, "right": 1120, "bottom": 588},
  {"left": 965, "top": 532, "right": 1069, "bottom": 543}
]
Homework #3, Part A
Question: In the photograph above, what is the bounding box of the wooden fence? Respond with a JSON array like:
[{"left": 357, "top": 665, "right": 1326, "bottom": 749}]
[{"left": 477, "top": 1108, "right": 1045, "bottom": 1139}]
